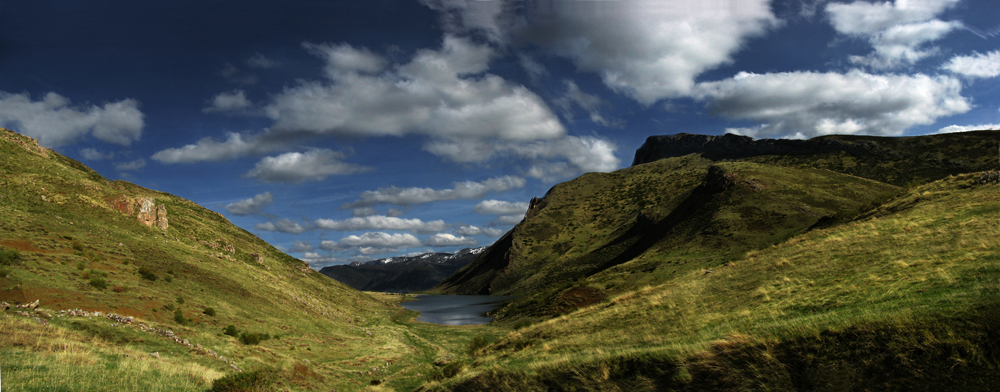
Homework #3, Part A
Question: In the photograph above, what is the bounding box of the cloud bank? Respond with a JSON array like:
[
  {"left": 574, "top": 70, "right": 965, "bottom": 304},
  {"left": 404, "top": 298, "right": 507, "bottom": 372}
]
[{"left": 0, "top": 92, "right": 144, "bottom": 147}]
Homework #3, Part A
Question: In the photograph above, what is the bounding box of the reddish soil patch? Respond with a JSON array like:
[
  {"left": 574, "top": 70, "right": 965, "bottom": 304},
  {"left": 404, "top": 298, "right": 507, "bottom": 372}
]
[
  {"left": 555, "top": 286, "right": 606, "bottom": 313},
  {"left": 0, "top": 239, "right": 70, "bottom": 254}
]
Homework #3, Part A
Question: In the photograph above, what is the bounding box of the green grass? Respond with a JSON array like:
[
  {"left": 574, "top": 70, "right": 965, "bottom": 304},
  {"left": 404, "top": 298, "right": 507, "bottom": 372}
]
[
  {"left": 0, "top": 127, "right": 496, "bottom": 391},
  {"left": 3, "top": 126, "right": 998, "bottom": 391},
  {"left": 424, "top": 173, "right": 1000, "bottom": 390}
]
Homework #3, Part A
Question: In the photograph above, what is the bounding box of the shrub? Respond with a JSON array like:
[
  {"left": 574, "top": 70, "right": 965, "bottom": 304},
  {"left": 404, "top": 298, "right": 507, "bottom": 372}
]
[
  {"left": 164, "top": 303, "right": 176, "bottom": 311},
  {"left": 173, "top": 308, "right": 188, "bottom": 325},
  {"left": 0, "top": 249, "right": 20, "bottom": 266},
  {"left": 203, "top": 307, "right": 216, "bottom": 317},
  {"left": 112, "top": 285, "right": 126, "bottom": 293},
  {"left": 0, "top": 267, "right": 11, "bottom": 278},
  {"left": 89, "top": 277, "right": 108, "bottom": 290},
  {"left": 176, "top": 296, "right": 184, "bottom": 305},
  {"left": 224, "top": 325, "right": 240, "bottom": 337},
  {"left": 210, "top": 368, "right": 278, "bottom": 392},
  {"left": 239, "top": 332, "right": 271, "bottom": 345},
  {"left": 468, "top": 336, "right": 492, "bottom": 356},
  {"left": 76, "top": 261, "right": 87, "bottom": 271},
  {"left": 137, "top": 266, "right": 157, "bottom": 281},
  {"left": 71, "top": 241, "right": 85, "bottom": 252}
]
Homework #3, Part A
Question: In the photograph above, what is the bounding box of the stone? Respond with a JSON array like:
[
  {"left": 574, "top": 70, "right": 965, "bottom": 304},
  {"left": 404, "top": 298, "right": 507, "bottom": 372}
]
[{"left": 154, "top": 204, "right": 168, "bottom": 231}]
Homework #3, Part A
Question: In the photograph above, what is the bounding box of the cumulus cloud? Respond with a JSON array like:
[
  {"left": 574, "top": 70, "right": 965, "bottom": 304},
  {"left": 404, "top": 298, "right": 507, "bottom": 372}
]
[
  {"left": 0, "top": 92, "right": 144, "bottom": 147},
  {"left": 80, "top": 148, "right": 114, "bottom": 161},
  {"left": 454, "top": 224, "right": 503, "bottom": 237},
  {"left": 288, "top": 240, "right": 314, "bottom": 252},
  {"left": 203, "top": 90, "right": 253, "bottom": 113},
  {"left": 942, "top": 50, "right": 1000, "bottom": 79},
  {"left": 255, "top": 218, "right": 309, "bottom": 234},
  {"left": 151, "top": 131, "right": 278, "bottom": 164},
  {"left": 336, "top": 232, "right": 423, "bottom": 249},
  {"left": 424, "top": 135, "right": 620, "bottom": 181},
  {"left": 693, "top": 70, "right": 970, "bottom": 138},
  {"left": 425, "top": 0, "right": 778, "bottom": 104},
  {"left": 314, "top": 215, "right": 448, "bottom": 234},
  {"left": 343, "top": 176, "right": 525, "bottom": 208},
  {"left": 937, "top": 123, "right": 1000, "bottom": 134},
  {"left": 826, "top": 0, "right": 961, "bottom": 69},
  {"left": 264, "top": 36, "right": 565, "bottom": 141},
  {"left": 247, "top": 53, "right": 280, "bottom": 69},
  {"left": 244, "top": 149, "right": 372, "bottom": 183},
  {"left": 426, "top": 233, "right": 478, "bottom": 247},
  {"left": 474, "top": 200, "right": 529, "bottom": 226},
  {"left": 474, "top": 200, "right": 529, "bottom": 216},
  {"left": 225, "top": 192, "right": 274, "bottom": 216},
  {"left": 114, "top": 159, "right": 146, "bottom": 172}
]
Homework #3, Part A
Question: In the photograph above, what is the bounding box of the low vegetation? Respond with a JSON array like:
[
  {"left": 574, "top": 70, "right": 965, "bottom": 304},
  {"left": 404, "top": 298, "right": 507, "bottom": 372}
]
[{"left": 1, "top": 126, "right": 997, "bottom": 390}]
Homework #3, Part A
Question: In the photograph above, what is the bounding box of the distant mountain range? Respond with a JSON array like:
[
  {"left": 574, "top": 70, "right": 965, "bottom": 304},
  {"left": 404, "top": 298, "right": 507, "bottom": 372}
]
[{"left": 319, "top": 247, "right": 486, "bottom": 293}]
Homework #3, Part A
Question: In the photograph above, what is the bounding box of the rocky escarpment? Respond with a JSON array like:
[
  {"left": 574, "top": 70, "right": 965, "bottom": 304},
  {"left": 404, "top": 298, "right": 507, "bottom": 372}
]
[
  {"left": 632, "top": 133, "right": 883, "bottom": 166},
  {"left": 107, "top": 195, "right": 168, "bottom": 231}
]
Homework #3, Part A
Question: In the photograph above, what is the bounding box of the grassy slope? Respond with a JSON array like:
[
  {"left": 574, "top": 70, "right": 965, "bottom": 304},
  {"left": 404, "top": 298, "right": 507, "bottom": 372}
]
[
  {"left": 438, "top": 157, "right": 901, "bottom": 321},
  {"left": 0, "top": 128, "right": 490, "bottom": 391},
  {"left": 426, "top": 172, "right": 1000, "bottom": 391}
]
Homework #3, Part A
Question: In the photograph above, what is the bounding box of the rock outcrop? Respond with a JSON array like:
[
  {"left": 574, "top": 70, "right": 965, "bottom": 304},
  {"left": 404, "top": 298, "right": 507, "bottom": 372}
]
[
  {"left": 632, "top": 133, "right": 883, "bottom": 166},
  {"left": 107, "top": 195, "right": 169, "bottom": 231}
]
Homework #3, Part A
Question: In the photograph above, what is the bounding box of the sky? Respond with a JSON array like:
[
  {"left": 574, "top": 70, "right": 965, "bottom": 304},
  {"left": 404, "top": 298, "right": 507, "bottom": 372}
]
[{"left": 1, "top": 0, "right": 998, "bottom": 268}]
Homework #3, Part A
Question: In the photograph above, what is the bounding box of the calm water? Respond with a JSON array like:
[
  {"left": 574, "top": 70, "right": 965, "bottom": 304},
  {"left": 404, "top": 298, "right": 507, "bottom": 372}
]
[{"left": 400, "top": 295, "right": 513, "bottom": 325}]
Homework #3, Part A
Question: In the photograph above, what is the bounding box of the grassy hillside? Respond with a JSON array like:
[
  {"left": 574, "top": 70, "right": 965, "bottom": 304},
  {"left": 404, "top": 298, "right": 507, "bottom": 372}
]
[
  {"left": 423, "top": 171, "right": 1000, "bottom": 391},
  {"left": 0, "top": 128, "right": 496, "bottom": 391},
  {"left": 436, "top": 131, "right": 998, "bottom": 322}
]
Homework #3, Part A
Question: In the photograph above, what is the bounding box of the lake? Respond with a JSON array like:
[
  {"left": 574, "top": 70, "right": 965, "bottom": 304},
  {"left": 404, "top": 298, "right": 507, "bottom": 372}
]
[{"left": 399, "top": 295, "right": 513, "bottom": 325}]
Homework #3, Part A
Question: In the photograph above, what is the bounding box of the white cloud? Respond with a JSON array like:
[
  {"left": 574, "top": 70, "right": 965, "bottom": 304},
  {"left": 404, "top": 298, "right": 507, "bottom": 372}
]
[
  {"left": 424, "top": 135, "right": 620, "bottom": 181},
  {"left": 336, "top": 232, "right": 423, "bottom": 249},
  {"left": 826, "top": 0, "right": 960, "bottom": 35},
  {"left": 426, "top": 233, "right": 478, "bottom": 247},
  {"left": 0, "top": 92, "right": 144, "bottom": 147},
  {"left": 151, "top": 131, "right": 278, "bottom": 164},
  {"left": 351, "top": 207, "right": 379, "bottom": 217},
  {"left": 314, "top": 215, "right": 448, "bottom": 234},
  {"left": 255, "top": 218, "right": 308, "bottom": 234},
  {"left": 265, "top": 36, "right": 565, "bottom": 141},
  {"left": 937, "top": 123, "right": 1000, "bottom": 134},
  {"left": 474, "top": 200, "right": 529, "bottom": 215},
  {"left": 693, "top": 70, "right": 970, "bottom": 138},
  {"left": 114, "top": 159, "right": 146, "bottom": 172},
  {"left": 203, "top": 90, "right": 253, "bottom": 113},
  {"left": 554, "top": 80, "right": 616, "bottom": 126},
  {"left": 942, "top": 50, "right": 1000, "bottom": 79},
  {"left": 303, "top": 42, "right": 387, "bottom": 78},
  {"left": 80, "top": 148, "right": 114, "bottom": 161},
  {"left": 221, "top": 64, "right": 258, "bottom": 85},
  {"left": 455, "top": 224, "right": 505, "bottom": 238},
  {"left": 827, "top": 0, "right": 961, "bottom": 69},
  {"left": 247, "top": 53, "right": 280, "bottom": 69},
  {"left": 244, "top": 149, "right": 372, "bottom": 183},
  {"left": 343, "top": 175, "right": 525, "bottom": 208},
  {"left": 289, "top": 240, "right": 314, "bottom": 252},
  {"left": 425, "top": 0, "right": 778, "bottom": 105},
  {"left": 496, "top": 214, "right": 525, "bottom": 225},
  {"left": 225, "top": 192, "right": 273, "bottom": 216}
]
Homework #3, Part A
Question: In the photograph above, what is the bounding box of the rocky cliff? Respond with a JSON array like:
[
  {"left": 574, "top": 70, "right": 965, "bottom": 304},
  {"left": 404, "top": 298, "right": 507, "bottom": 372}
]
[{"left": 631, "top": 133, "right": 884, "bottom": 166}]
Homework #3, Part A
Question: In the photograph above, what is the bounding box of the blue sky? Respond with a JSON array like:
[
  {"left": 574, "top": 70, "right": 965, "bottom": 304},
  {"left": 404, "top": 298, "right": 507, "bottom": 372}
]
[{"left": 1, "top": 0, "right": 998, "bottom": 267}]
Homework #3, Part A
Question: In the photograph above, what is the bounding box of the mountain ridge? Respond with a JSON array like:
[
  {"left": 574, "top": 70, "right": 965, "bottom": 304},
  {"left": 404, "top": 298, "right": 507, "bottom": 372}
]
[{"left": 319, "top": 247, "right": 486, "bottom": 293}]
